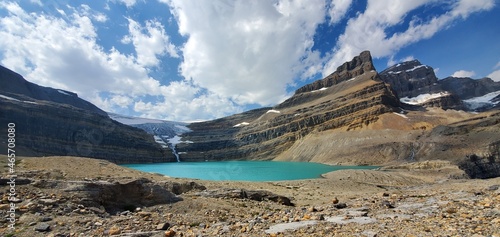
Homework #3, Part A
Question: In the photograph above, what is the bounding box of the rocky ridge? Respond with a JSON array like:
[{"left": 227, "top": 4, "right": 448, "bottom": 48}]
[
  {"left": 0, "top": 66, "right": 172, "bottom": 163},
  {"left": 178, "top": 51, "right": 400, "bottom": 161},
  {"left": 380, "top": 60, "right": 500, "bottom": 111},
  {"left": 173, "top": 51, "right": 500, "bottom": 172}
]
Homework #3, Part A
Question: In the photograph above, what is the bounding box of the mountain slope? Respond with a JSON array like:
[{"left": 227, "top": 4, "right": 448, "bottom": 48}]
[
  {"left": 0, "top": 66, "right": 171, "bottom": 163},
  {"left": 0, "top": 65, "right": 107, "bottom": 116},
  {"left": 380, "top": 60, "right": 500, "bottom": 111},
  {"left": 177, "top": 51, "right": 400, "bottom": 162}
]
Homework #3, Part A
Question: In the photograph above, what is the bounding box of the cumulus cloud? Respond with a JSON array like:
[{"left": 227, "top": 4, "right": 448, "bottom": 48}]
[
  {"left": 30, "top": 0, "right": 42, "bottom": 6},
  {"left": 116, "top": 0, "right": 138, "bottom": 8},
  {"left": 487, "top": 70, "right": 500, "bottom": 82},
  {"left": 451, "top": 70, "right": 476, "bottom": 78},
  {"left": 165, "top": 0, "right": 326, "bottom": 106},
  {"left": 387, "top": 55, "right": 415, "bottom": 67},
  {"left": 328, "top": 0, "right": 353, "bottom": 25},
  {"left": 121, "top": 18, "right": 179, "bottom": 67},
  {"left": 0, "top": 1, "right": 235, "bottom": 121},
  {"left": 322, "top": 0, "right": 495, "bottom": 77}
]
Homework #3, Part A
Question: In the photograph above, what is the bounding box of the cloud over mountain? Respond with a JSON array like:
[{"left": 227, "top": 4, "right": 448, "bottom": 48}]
[{"left": 0, "top": 0, "right": 497, "bottom": 121}]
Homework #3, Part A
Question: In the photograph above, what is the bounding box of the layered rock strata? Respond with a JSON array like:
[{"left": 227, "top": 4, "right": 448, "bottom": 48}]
[
  {"left": 177, "top": 51, "right": 400, "bottom": 161},
  {"left": 0, "top": 66, "right": 171, "bottom": 163}
]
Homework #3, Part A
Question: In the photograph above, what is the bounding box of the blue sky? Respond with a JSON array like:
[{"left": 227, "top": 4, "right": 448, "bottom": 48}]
[{"left": 0, "top": 0, "right": 499, "bottom": 121}]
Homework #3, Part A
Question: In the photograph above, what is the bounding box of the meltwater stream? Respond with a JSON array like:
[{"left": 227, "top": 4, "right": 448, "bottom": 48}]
[{"left": 123, "top": 161, "right": 377, "bottom": 181}]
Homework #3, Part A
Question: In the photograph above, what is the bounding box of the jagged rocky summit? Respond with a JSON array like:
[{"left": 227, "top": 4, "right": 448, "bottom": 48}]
[
  {"left": 0, "top": 65, "right": 173, "bottom": 163},
  {"left": 380, "top": 60, "right": 500, "bottom": 111}
]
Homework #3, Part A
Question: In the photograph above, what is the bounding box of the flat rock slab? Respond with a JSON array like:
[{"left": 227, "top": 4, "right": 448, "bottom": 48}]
[
  {"left": 265, "top": 220, "right": 318, "bottom": 234},
  {"left": 325, "top": 216, "right": 377, "bottom": 225}
]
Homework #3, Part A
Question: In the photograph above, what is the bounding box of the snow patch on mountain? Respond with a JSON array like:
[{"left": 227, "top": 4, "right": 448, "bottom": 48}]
[
  {"left": 234, "top": 122, "right": 250, "bottom": 127},
  {"left": 57, "top": 89, "right": 71, "bottom": 96},
  {"left": 267, "top": 109, "right": 281, "bottom": 114},
  {"left": 310, "top": 87, "right": 328, "bottom": 93},
  {"left": 400, "top": 92, "right": 450, "bottom": 105},
  {"left": 108, "top": 113, "right": 165, "bottom": 125},
  {"left": 387, "top": 65, "right": 428, "bottom": 74},
  {"left": 463, "top": 90, "right": 500, "bottom": 110},
  {"left": 0, "top": 94, "right": 20, "bottom": 101},
  {"left": 1, "top": 94, "right": 39, "bottom": 104},
  {"left": 108, "top": 112, "right": 192, "bottom": 161}
]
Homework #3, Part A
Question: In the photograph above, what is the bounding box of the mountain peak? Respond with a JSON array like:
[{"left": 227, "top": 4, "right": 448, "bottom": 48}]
[{"left": 295, "top": 50, "right": 375, "bottom": 94}]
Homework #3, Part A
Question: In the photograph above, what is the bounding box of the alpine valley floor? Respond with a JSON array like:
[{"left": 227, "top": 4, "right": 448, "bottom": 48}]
[{"left": 1, "top": 156, "right": 499, "bottom": 236}]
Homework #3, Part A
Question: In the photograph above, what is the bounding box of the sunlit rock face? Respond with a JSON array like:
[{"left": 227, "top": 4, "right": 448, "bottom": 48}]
[{"left": 177, "top": 51, "right": 400, "bottom": 161}]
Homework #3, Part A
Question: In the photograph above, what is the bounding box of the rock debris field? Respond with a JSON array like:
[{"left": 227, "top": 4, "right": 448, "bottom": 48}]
[{"left": 1, "top": 156, "right": 499, "bottom": 237}]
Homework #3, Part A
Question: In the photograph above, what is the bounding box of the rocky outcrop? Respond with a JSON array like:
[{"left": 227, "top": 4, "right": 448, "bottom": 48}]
[
  {"left": 32, "top": 178, "right": 182, "bottom": 213},
  {"left": 380, "top": 60, "right": 500, "bottom": 111},
  {"left": 195, "top": 188, "right": 294, "bottom": 206},
  {"left": 0, "top": 66, "right": 172, "bottom": 163},
  {"left": 177, "top": 51, "right": 400, "bottom": 161},
  {"left": 458, "top": 141, "right": 500, "bottom": 179},
  {"left": 295, "top": 51, "right": 375, "bottom": 94},
  {"left": 438, "top": 77, "right": 500, "bottom": 100},
  {"left": 379, "top": 60, "right": 441, "bottom": 98}
]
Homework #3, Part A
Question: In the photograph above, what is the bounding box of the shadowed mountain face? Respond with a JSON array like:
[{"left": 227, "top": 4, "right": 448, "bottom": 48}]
[
  {"left": 177, "top": 51, "right": 401, "bottom": 161},
  {"left": 0, "top": 66, "right": 107, "bottom": 116},
  {"left": 0, "top": 65, "right": 172, "bottom": 163}
]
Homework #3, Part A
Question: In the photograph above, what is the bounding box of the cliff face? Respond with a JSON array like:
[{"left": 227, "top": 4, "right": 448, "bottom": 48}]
[
  {"left": 0, "top": 66, "right": 171, "bottom": 163},
  {"left": 438, "top": 77, "right": 500, "bottom": 100},
  {"left": 177, "top": 51, "right": 400, "bottom": 161},
  {"left": 380, "top": 60, "right": 500, "bottom": 111},
  {"left": 295, "top": 51, "right": 375, "bottom": 94},
  {"left": 379, "top": 60, "right": 441, "bottom": 98}
]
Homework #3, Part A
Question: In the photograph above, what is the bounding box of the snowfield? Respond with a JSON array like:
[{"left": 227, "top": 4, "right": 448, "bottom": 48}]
[
  {"left": 266, "top": 109, "right": 281, "bottom": 114},
  {"left": 463, "top": 90, "right": 500, "bottom": 110},
  {"left": 310, "top": 87, "right": 328, "bottom": 93},
  {"left": 400, "top": 92, "right": 450, "bottom": 105},
  {"left": 234, "top": 122, "right": 250, "bottom": 127}
]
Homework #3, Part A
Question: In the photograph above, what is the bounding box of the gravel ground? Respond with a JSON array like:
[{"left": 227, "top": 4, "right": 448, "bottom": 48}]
[{"left": 1, "top": 156, "right": 499, "bottom": 237}]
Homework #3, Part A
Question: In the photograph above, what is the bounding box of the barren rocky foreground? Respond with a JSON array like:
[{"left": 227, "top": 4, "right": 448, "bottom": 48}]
[{"left": 1, "top": 156, "right": 499, "bottom": 237}]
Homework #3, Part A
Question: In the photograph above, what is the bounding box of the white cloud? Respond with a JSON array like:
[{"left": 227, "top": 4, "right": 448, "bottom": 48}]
[
  {"left": 121, "top": 18, "right": 179, "bottom": 67},
  {"left": 487, "top": 70, "right": 500, "bottom": 82},
  {"left": 116, "top": 0, "right": 138, "bottom": 8},
  {"left": 322, "top": 0, "right": 495, "bottom": 77},
  {"left": 328, "top": 0, "right": 353, "bottom": 25},
  {"left": 451, "top": 70, "right": 476, "bottom": 78},
  {"left": 0, "top": 1, "right": 237, "bottom": 121},
  {"left": 494, "top": 61, "right": 500, "bottom": 69},
  {"left": 30, "top": 0, "right": 42, "bottom": 6},
  {"left": 434, "top": 67, "right": 440, "bottom": 75},
  {"left": 111, "top": 95, "right": 133, "bottom": 108},
  {"left": 387, "top": 55, "right": 415, "bottom": 67},
  {"left": 165, "top": 0, "right": 326, "bottom": 106}
]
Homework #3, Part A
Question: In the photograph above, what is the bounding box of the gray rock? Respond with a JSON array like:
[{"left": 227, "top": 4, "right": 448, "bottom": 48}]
[
  {"left": 333, "top": 203, "right": 347, "bottom": 209},
  {"left": 34, "top": 223, "right": 51, "bottom": 232},
  {"left": 156, "top": 222, "right": 170, "bottom": 230}
]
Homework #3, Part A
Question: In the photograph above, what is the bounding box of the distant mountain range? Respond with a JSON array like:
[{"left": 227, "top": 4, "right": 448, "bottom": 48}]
[{"left": 1, "top": 51, "right": 499, "bottom": 178}]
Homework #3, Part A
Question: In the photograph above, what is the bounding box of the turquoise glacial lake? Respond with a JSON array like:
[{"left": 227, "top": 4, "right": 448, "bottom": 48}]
[{"left": 122, "top": 161, "right": 377, "bottom": 181}]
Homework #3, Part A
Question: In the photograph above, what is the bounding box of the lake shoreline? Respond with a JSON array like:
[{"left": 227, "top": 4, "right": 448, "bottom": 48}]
[
  {"left": 1, "top": 156, "right": 499, "bottom": 236},
  {"left": 122, "top": 160, "right": 379, "bottom": 181}
]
